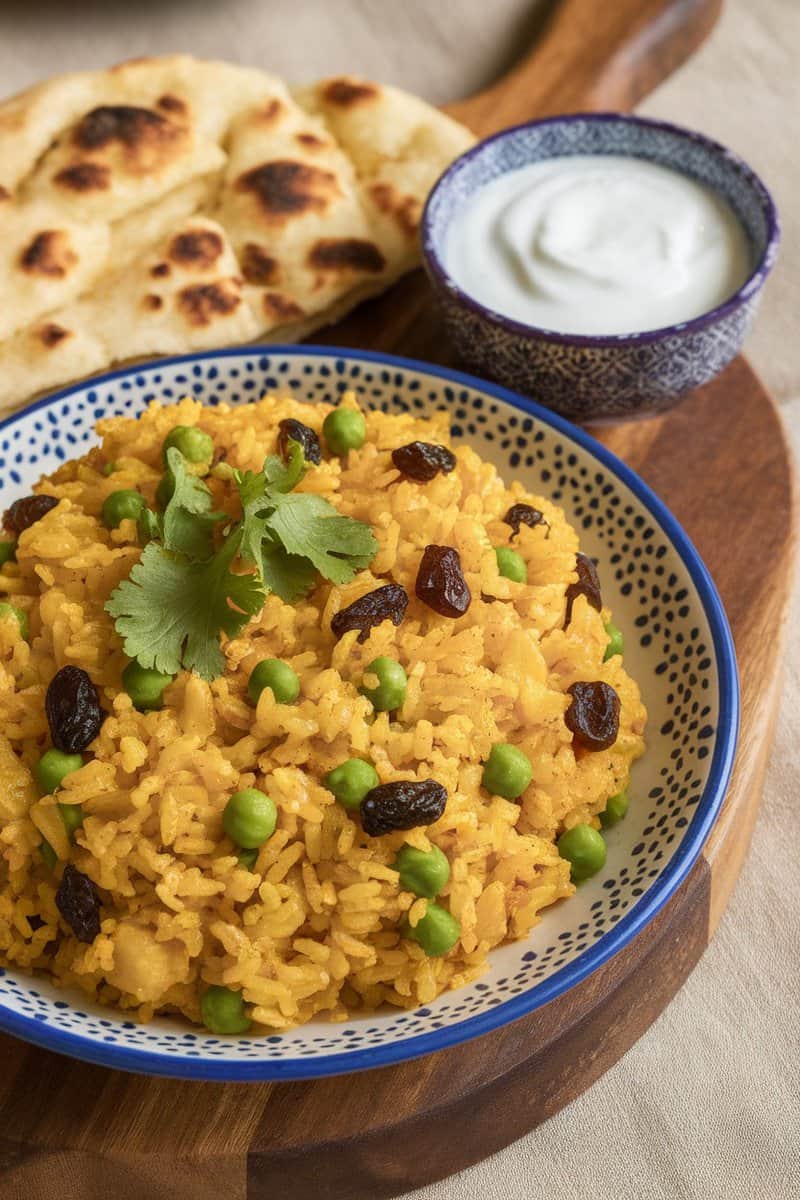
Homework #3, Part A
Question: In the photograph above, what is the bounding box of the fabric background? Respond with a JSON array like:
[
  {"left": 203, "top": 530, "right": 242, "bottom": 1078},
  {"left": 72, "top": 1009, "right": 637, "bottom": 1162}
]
[{"left": 0, "top": 1, "right": 797, "bottom": 1196}]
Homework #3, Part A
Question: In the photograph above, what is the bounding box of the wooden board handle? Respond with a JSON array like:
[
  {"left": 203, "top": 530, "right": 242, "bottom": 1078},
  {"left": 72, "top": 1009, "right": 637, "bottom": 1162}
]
[{"left": 446, "top": 0, "right": 723, "bottom": 134}]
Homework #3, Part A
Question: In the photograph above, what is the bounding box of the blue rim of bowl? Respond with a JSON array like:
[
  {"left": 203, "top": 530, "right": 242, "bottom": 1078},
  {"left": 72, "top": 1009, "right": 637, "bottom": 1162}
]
[
  {"left": 0, "top": 345, "right": 740, "bottom": 1081},
  {"left": 421, "top": 111, "right": 781, "bottom": 347}
]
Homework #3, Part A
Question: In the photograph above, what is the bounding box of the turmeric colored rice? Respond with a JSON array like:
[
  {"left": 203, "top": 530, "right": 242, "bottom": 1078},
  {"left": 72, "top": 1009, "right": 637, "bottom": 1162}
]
[{"left": 0, "top": 393, "right": 646, "bottom": 1031}]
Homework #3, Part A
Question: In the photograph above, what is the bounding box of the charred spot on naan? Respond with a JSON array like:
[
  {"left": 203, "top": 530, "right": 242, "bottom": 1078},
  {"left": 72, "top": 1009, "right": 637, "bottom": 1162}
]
[
  {"left": 295, "top": 132, "right": 329, "bottom": 151},
  {"left": 0, "top": 185, "right": 10, "bottom": 201},
  {"left": 308, "top": 238, "right": 386, "bottom": 278},
  {"left": 236, "top": 160, "right": 341, "bottom": 224},
  {"left": 69, "top": 105, "right": 189, "bottom": 176},
  {"left": 322, "top": 78, "right": 380, "bottom": 107},
  {"left": 177, "top": 281, "right": 242, "bottom": 327},
  {"left": 151, "top": 262, "right": 171, "bottom": 279},
  {"left": 241, "top": 243, "right": 280, "bottom": 286},
  {"left": 256, "top": 98, "right": 285, "bottom": 125},
  {"left": 168, "top": 229, "right": 224, "bottom": 271},
  {"left": 38, "top": 323, "right": 71, "bottom": 348},
  {"left": 53, "top": 162, "right": 111, "bottom": 193},
  {"left": 156, "top": 94, "right": 188, "bottom": 116},
  {"left": 142, "top": 294, "right": 163, "bottom": 312},
  {"left": 19, "top": 231, "right": 78, "bottom": 279},
  {"left": 262, "top": 292, "right": 305, "bottom": 324},
  {"left": 370, "top": 182, "right": 421, "bottom": 238}
]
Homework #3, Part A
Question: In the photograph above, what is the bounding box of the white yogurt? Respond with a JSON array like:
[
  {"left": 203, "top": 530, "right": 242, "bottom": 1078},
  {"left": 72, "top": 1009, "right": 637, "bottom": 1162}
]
[{"left": 444, "top": 155, "right": 751, "bottom": 336}]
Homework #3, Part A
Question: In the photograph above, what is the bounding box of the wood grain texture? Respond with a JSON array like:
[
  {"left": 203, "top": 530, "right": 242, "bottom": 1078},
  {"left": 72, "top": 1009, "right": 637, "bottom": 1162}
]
[
  {"left": 2, "top": 1, "right": 795, "bottom": 1198},
  {"left": 445, "top": 0, "right": 724, "bottom": 130}
]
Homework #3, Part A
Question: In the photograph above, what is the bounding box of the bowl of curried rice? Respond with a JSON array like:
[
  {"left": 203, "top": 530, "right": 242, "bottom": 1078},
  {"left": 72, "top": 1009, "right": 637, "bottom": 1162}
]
[{"left": 0, "top": 347, "right": 737, "bottom": 1079}]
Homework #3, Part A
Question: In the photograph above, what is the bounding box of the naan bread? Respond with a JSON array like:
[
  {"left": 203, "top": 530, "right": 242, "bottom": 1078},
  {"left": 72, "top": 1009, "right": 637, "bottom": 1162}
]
[
  {"left": 218, "top": 78, "right": 393, "bottom": 333},
  {"left": 0, "top": 202, "right": 109, "bottom": 340},
  {"left": 294, "top": 77, "right": 474, "bottom": 270},
  {"left": 0, "top": 57, "right": 473, "bottom": 412}
]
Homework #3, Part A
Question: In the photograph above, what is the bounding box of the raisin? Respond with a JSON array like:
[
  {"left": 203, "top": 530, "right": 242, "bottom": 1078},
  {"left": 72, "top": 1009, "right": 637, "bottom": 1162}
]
[
  {"left": 277, "top": 418, "right": 322, "bottom": 465},
  {"left": 360, "top": 779, "right": 447, "bottom": 836},
  {"left": 3, "top": 494, "right": 58, "bottom": 535},
  {"left": 55, "top": 863, "right": 101, "bottom": 943},
  {"left": 564, "top": 553, "right": 602, "bottom": 626},
  {"left": 415, "top": 545, "right": 471, "bottom": 618},
  {"left": 45, "top": 666, "right": 104, "bottom": 753},
  {"left": 564, "top": 681, "right": 620, "bottom": 751},
  {"left": 391, "top": 441, "right": 456, "bottom": 482},
  {"left": 504, "top": 503, "right": 547, "bottom": 539},
  {"left": 331, "top": 583, "right": 409, "bottom": 643}
]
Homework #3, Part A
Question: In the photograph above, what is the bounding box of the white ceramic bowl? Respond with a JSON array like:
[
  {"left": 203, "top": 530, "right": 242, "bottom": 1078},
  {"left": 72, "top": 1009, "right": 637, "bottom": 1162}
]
[{"left": 0, "top": 347, "right": 738, "bottom": 1080}]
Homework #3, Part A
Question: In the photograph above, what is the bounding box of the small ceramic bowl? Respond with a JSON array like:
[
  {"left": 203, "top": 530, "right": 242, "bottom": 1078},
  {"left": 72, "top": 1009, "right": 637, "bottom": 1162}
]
[{"left": 421, "top": 114, "right": 780, "bottom": 421}]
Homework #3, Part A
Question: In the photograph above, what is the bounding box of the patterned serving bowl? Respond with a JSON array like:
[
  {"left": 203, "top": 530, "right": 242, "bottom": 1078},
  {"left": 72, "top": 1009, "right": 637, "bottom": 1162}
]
[
  {"left": 0, "top": 347, "right": 738, "bottom": 1080},
  {"left": 421, "top": 114, "right": 780, "bottom": 421}
]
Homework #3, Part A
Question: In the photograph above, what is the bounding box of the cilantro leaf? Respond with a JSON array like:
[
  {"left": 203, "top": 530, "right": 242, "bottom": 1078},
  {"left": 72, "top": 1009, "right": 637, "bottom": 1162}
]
[
  {"left": 237, "top": 480, "right": 318, "bottom": 602},
  {"left": 137, "top": 507, "right": 162, "bottom": 545},
  {"left": 236, "top": 449, "right": 377, "bottom": 593},
  {"left": 259, "top": 538, "right": 319, "bottom": 603},
  {"left": 161, "top": 447, "right": 224, "bottom": 559},
  {"left": 261, "top": 441, "right": 306, "bottom": 494},
  {"left": 265, "top": 492, "right": 377, "bottom": 584},
  {"left": 106, "top": 534, "right": 265, "bottom": 680},
  {"left": 108, "top": 433, "right": 376, "bottom": 682}
]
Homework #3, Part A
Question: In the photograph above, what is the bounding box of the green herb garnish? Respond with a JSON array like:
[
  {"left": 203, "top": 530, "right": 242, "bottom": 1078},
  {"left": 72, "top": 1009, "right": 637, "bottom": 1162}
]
[
  {"left": 106, "top": 441, "right": 377, "bottom": 681},
  {"left": 237, "top": 443, "right": 376, "bottom": 597}
]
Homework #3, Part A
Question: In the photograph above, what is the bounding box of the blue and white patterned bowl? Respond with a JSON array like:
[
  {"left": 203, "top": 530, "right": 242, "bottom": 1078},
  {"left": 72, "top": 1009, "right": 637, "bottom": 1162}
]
[
  {"left": 421, "top": 114, "right": 780, "bottom": 421},
  {"left": 0, "top": 347, "right": 738, "bottom": 1080}
]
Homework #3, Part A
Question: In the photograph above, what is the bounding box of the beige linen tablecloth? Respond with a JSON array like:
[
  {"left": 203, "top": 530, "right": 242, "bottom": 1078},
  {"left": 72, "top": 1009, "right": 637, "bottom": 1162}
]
[{"left": 1, "top": 2, "right": 798, "bottom": 1196}]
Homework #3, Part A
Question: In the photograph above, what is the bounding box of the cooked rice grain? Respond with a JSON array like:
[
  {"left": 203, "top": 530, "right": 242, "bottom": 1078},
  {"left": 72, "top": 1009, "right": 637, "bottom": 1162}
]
[{"left": 0, "top": 393, "right": 646, "bottom": 1030}]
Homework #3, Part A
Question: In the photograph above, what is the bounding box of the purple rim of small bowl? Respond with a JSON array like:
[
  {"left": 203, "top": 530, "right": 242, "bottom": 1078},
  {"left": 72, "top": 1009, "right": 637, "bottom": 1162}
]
[{"left": 421, "top": 111, "right": 781, "bottom": 348}]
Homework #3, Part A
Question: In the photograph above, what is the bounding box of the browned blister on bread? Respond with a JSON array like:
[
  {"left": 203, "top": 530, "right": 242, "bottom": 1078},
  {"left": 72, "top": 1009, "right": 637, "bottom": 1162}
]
[{"left": 0, "top": 58, "right": 474, "bottom": 411}]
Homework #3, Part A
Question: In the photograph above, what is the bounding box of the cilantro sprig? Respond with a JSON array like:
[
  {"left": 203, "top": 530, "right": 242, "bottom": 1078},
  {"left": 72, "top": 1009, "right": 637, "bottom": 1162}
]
[{"left": 106, "top": 441, "right": 377, "bottom": 681}]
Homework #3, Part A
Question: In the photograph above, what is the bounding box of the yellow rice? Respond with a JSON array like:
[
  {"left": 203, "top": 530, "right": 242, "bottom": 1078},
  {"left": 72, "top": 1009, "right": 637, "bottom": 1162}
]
[{"left": 0, "top": 392, "right": 646, "bottom": 1030}]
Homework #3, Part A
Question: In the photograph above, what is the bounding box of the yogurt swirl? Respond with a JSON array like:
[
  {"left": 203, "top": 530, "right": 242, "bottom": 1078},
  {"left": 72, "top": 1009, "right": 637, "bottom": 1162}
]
[{"left": 444, "top": 155, "right": 751, "bottom": 336}]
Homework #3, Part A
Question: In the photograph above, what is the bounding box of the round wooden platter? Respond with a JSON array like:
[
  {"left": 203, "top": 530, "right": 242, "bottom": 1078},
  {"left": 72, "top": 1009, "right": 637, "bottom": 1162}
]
[{"left": 0, "top": 2, "right": 796, "bottom": 1198}]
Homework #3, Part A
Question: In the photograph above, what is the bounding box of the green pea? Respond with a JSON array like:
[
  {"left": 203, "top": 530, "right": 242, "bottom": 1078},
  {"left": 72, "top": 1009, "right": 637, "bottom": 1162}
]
[
  {"left": 122, "top": 660, "right": 174, "bottom": 711},
  {"left": 35, "top": 748, "right": 83, "bottom": 794},
  {"left": 600, "top": 790, "right": 629, "bottom": 828},
  {"left": 481, "top": 743, "right": 533, "bottom": 800},
  {"left": 323, "top": 408, "right": 366, "bottom": 456},
  {"left": 200, "top": 985, "right": 252, "bottom": 1035},
  {"left": 325, "top": 758, "right": 379, "bottom": 811},
  {"left": 0, "top": 541, "right": 16, "bottom": 567},
  {"left": 361, "top": 656, "right": 407, "bottom": 713},
  {"left": 403, "top": 902, "right": 461, "bottom": 957},
  {"left": 102, "top": 489, "right": 145, "bottom": 530},
  {"left": 557, "top": 823, "right": 607, "bottom": 882},
  {"left": 39, "top": 840, "right": 58, "bottom": 870},
  {"left": 58, "top": 802, "right": 84, "bottom": 840},
  {"left": 0, "top": 602, "right": 28, "bottom": 640},
  {"left": 102, "top": 461, "right": 118, "bottom": 477},
  {"left": 238, "top": 847, "right": 259, "bottom": 870},
  {"left": 223, "top": 788, "right": 278, "bottom": 849},
  {"left": 162, "top": 425, "right": 214, "bottom": 468},
  {"left": 604, "top": 620, "right": 624, "bottom": 661},
  {"left": 247, "top": 658, "right": 300, "bottom": 705},
  {"left": 495, "top": 546, "right": 528, "bottom": 583},
  {"left": 393, "top": 844, "right": 450, "bottom": 898}
]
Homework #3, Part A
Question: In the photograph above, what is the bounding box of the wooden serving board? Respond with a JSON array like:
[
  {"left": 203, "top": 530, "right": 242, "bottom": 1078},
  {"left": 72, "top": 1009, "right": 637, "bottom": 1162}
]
[{"left": 0, "top": 2, "right": 795, "bottom": 1198}]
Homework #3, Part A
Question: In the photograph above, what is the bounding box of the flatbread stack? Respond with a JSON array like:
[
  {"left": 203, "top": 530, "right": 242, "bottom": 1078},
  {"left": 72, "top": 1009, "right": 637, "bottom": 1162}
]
[{"left": 0, "top": 57, "right": 474, "bottom": 413}]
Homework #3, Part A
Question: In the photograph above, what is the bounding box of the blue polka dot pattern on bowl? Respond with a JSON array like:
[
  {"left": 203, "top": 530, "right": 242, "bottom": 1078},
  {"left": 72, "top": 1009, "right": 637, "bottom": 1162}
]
[{"left": 0, "top": 347, "right": 737, "bottom": 1080}]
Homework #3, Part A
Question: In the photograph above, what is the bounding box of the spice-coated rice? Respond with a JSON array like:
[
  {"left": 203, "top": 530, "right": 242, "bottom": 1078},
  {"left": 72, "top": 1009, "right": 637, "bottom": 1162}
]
[{"left": 0, "top": 393, "right": 646, "bottom": 1031}]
